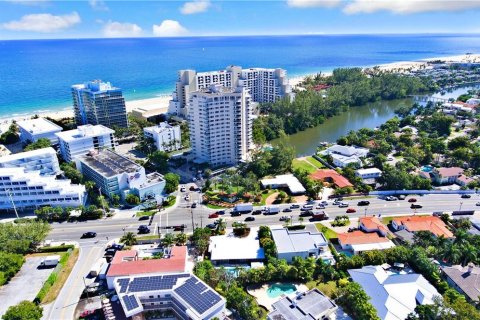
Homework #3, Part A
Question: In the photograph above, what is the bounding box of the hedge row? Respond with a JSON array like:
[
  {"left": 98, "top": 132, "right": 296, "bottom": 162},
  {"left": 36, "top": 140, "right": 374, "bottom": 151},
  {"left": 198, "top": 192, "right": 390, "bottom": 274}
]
[{"left": 37, "top": 245, "right": 75, "bottom": 253}]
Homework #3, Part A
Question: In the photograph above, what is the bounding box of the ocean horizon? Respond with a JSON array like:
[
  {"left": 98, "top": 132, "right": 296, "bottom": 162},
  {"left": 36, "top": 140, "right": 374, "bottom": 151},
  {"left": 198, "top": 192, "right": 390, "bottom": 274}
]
[{"left": 1, "top": 34, "right": 480, "bottom": 119}]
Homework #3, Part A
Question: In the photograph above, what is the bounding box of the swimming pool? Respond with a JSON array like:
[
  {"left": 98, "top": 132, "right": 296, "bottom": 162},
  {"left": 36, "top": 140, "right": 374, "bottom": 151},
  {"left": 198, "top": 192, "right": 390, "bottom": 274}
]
[
  {"left": 421, "top": 165, "right": 433, "bottom": 172},
  {"left": 266, "top": 283, "right": 297, "bottom": 298}
]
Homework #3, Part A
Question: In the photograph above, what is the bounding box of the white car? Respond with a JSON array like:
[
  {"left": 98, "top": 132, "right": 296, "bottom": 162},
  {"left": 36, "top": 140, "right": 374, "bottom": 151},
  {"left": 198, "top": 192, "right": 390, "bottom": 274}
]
[
  {"left": 184, "top": 195, "right": 190, "bottom": 201},
  {"left": 180, "top": 187, "right": 186, "bottom": 192}
]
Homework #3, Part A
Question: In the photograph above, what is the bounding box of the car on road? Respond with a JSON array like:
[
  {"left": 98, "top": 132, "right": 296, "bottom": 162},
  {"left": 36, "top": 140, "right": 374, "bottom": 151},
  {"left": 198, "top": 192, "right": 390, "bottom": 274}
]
[
  {"left": 252, "top": 210, "right": 263, "bottom": 215},
  {"left": 357, "top": 200, "right": 370, "bottom": 206},
  {"left": 316, "top": 205, "right": 325, "bottom": 209},
  {"left": 245, "top": 217, "right": 255, "bottom": 222},
  {"left": 299, "top": 211, "right": 313, "bottom": 217},
  {"left": 138, "top": 225, "right": 150, "bottom": 234},
  {"left": 191, "top": 203, "right": 197, "bottom": 208},
  {"left": 208, "top": 213, "right": 219, "bottom": 219},
  {"left": 385, "top": 196, "right": 397, "bottom": 201},
  {"left": 189, "top": 186, "right": 196, "bottom": 191},
  {"left": 180, "top": 187, "right": 186, "bottom": 192},
  {"left": 290, "top": 204, "right": 300, "bottom": 209},
  {"left": 476, "top": 202, "right": 480, "bottom": 206},
  {"left": 81, "top": 232, "right": 97, "bottom": 238},
  {"left": 338, "top": 203, "right": 349, "bottom": 208},
  {"left": 397, "top": 195, "right": 406, "bottom": 200},
  {"left": 279, "top": 216, "right": 290, "bottom": 221},
  {"left": 216, "top": 210, "right": 226, "bottom": 215},
  {"left": 283, "top": 208, "right": 293, "bottom": 212},
  {"left": 410, "top": 204, "right": 423, "bottom": 209},
  {"left": 231, "top": 212, "right": 241, "bottom": 217},
  {"left": 138, "top": 215, "right": 150, "bottom": 221},
  {"left": 320, "top": 201, "right": 329, "bottom": 205},
  {"left": 173, "top": 224, "right": 187, "bottom": 231},
  {"left": 184, "top": 195, "right": 190, "bottom": 201},
  {"left": 301, "top": 204, "right": 314, "bottom": 211},
  {"left": 346, "top": 208, "right": 356, "bottom": 213},
  {"left": 206, "top": 223, "right": 216, "bottom": 229},
  {"left": 408, "top": 198, "right": 417, "bottom": 203},
  {"left": 461, "top": 194, "right": 471, "bottom": 199}
]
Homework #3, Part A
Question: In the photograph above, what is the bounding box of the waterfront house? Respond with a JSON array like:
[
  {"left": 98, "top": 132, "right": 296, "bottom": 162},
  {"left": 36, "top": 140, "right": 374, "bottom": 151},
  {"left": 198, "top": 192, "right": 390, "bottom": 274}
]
[
  {"left": 310, "top": 169, "right": 353, "bottom": 189},
  {"left": 261, "top": 174, "right": 306, "bottom": 195},
  {"left": 321, "top": 144, "right": 369, "bottom": 168},
  {"left": 431, "top": 167, "right": 464, "bottom": 185}
]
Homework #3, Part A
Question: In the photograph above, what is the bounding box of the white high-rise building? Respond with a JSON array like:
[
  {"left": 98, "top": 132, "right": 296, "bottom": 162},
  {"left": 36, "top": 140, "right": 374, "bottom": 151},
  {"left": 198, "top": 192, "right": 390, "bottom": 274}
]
[
  {"left": 55, "top": 124, "right": 116, "bottom": 162},
  {"left": 0, "top": 147, "right": 60, "bottom": 176},
  {"left": 169, "top": 66, "right": 291, "bottom": 116},
  {"left": 188, "top": 85, "right": 253, "bottom": 167},
  {"left": 143, "top": 123, "right": 181, "bottom": 152},
  {"left": 0, "top": 167, "right": 85, "bottom": 209}
]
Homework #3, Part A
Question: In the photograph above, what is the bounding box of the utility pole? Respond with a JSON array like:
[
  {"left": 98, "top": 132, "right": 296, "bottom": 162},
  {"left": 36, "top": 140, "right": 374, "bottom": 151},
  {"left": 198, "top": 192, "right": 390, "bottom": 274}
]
[
  {"left": 7, "top": 189, "right": 19, "bottom": 219},
  {"left": 190, "top": 193, "right": 195, "bottom": 231}
]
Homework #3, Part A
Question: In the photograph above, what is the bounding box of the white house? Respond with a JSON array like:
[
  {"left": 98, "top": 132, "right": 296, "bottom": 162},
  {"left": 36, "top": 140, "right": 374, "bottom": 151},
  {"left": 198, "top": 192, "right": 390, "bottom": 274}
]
[
  {"left": 355, "top": 168, "right": 382, "bottom": 183},
  {"left": 260, "top": 174, "right": 306, "bottom": 195},
  {"left": 208, "top": 233, "right": 264, "bottom": 265},
  {"left": 143, "top": 123, "right": 182, "bottom": 152},
  {"left": 321, "top": 144, "right": 369, "bottom": 168},
  {"left": 17, "top": 118, "right": 63, "bottom": 145},
  {"left": 349, "top": 266, "right": 440, "bottom": 320},
  {"left": 270, "top": 228, "right": 334, "bottom": 264}
]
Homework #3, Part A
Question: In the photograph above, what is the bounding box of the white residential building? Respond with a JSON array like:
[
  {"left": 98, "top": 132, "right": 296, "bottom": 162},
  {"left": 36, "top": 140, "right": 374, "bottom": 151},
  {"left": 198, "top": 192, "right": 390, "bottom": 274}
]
[
  {"left": 17, "top": 118, "right": 63, "bottom": 144},
  {"left": 143, "top": 123, "right": 181, "bottom": 152},
  {"left": 348, "top": 266, "right": 440, "bottom": 320},
  {"left": 0, "top": 167, "right": 85, "bottom": 209},
  {"left": 355, "top": 168, "right": 382, "bottom": 182},
  {"left": 0, "top": 147, "right": 60, "bottom": 176},
  {"left": 169, "top": 65, "right": 292, "bottom": 116},
  {"left": 188, "top": 85, "right": 253, "bottom": 167},
  {"left": 260, "top": 174, "right": 306, "bottom": 194},
  {"left": 55, "top": 124, "right": 115, "bottom": 162},
  {"left": 321, "top": 144, "right": 369, "bottom": 168},
  {"left": 77, "top": 149, "right": 165, "bottom": 201}
]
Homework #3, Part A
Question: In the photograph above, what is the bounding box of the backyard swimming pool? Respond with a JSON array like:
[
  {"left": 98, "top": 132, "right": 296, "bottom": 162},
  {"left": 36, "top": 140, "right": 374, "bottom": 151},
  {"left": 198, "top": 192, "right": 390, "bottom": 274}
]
[
  {"left": 266, "top": 283, "right": 297, "bottom": 298},
  {"left": 421, "top": 165, "right": 433, "bottom": 172}
]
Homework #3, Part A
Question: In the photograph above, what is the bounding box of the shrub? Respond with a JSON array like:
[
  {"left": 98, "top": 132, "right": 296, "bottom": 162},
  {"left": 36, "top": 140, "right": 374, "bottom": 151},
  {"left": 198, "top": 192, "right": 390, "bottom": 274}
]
[{"left": 37, "top": 245, "right": 74, "bottom": 253}]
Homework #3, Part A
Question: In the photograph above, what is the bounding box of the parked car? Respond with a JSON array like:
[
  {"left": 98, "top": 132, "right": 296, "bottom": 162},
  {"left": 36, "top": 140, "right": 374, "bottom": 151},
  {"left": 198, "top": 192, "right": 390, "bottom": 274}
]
[
  {"left": 81, "top": 232, "right": 97, "bottom": 239},
  {"left": 206, "top": 223, "right": 216, "bottom": 229},
  {"left": 290, "top": 204, "right": 300, "bottom": 209},
  {"left": 191, "top": 203, "right": 197, "bottom": 208},
  {"left": 357, "top": 200, "right": 370, "bottom": 206},
  {"left": 408, "top": 198, "right": 417, "bottom": 203},
  {"left": 461, "top": 194, "right": 471, "bottom": 199},
  {"left": 410, "top": 204, "right": 423, "bottom": 209},
  {"left": 245, "top": 217, "right": 255, "bottom": 222},
  {"left": 208, "top": 213, "right": 219, "bottom": 219},
  {"left": 138, "top": 225, "right": 150, "bottom": 234},
  {"left": 252, "top": 210, "right": 263, "bottom": 215},
  {"left": 346, "top": 208, "right": 356, "bottom": 213},
  {"left": 283, "top": 208, "right": 293, "bottom": 213},
  {"left": 39, "top": 255, "right": 60, "bottom": 268}
]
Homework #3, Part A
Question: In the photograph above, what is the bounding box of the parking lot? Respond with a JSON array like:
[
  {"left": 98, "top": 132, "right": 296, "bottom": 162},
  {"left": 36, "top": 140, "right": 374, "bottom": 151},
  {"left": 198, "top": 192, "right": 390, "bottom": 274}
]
[{"left": 0, "top": 256, "right": 54, "bottom": 316}]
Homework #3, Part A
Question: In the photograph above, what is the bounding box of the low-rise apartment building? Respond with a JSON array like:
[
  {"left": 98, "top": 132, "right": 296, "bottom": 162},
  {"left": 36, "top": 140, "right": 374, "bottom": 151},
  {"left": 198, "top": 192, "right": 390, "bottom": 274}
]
[
  {"left": 144, "top": 123, "right": 182, "bottom": 152},
  {"left": 77, "top": 149, "right": 165, "bottom": 201},
  {"left": 56, "top": 124, "right": 115, "bottom": 162},
  {"left": 0, "top": 147, "right": 60, "bottom": 176},
  {"left": 17, "top": 118, "right": 63, "bottom": 145}
]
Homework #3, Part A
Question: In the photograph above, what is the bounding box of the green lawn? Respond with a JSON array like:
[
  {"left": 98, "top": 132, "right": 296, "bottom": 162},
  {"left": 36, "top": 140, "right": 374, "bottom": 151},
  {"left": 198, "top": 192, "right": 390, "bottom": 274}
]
[
  {"left": 292, "top": 159, "right": 316, "bottom": 173},
  {"left": 253, "top": 190, "right": 276, "bottom": 206},
  {"left": 136, "top": 210, "right": 156, "bottom": 217},
  {"left": 306, "top": 156, "right": 324, "bottom": 168},
  {"left": 315, "top": 224, "right": 338, "bottom": 240},
  {"left": 137, "top": 234, "right": 161, "bottom": 241}
]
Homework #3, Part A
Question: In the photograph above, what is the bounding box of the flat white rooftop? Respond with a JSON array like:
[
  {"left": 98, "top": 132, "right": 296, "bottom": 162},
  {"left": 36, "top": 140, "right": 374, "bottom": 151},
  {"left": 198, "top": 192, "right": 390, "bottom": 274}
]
[
  {"left": 0, "top": 147, "right": 57, "bottom": 163},
  {"left": 144, "top": 123, "right": 177, "bottom": 134},
  {"left": 261, "top": 174, "right": 306, "bottom": 194},
  {"left": 356, "top": 168, "right": 382, "bottom": 175},
  {"left": 55, "top": 124, "right": 114, "bottom": 142},
  {"left": 271, "top": 228, "right": 328, "bottom": 254},
  {"left": 209, "top": 234, "right": 264, "bottom": 261},
  {"left": 17, "top": 118, "right": 62, "bottom": 135}
]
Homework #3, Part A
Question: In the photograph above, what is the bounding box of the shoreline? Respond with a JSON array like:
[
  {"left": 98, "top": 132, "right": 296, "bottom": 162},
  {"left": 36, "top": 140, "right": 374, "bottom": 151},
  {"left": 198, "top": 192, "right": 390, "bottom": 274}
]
[{"left": 1, "top": 53, "right": 478, "bottom": 132}]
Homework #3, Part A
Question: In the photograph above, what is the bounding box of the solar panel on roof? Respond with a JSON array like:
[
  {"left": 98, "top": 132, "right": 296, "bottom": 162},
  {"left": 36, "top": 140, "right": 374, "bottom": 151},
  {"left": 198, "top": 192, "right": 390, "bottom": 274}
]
[
  {"left": 122, "top": 294, "right": 139, "bottom": 311},
  {"left": 174, "top": 277, "right": 222, "bottom": 314},
  {"left": 117, "top": 278, "right": 130, "bottom": 293}
]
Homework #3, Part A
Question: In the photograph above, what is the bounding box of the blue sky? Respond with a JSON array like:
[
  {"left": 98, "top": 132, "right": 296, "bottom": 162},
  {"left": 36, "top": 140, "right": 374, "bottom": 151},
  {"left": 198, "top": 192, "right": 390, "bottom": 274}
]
[{"left": 1, "top": 0, "right": 480, "bottom": 39}]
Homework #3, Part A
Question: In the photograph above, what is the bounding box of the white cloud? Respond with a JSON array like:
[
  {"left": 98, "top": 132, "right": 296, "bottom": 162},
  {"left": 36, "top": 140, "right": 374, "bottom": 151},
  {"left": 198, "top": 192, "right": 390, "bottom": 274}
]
[
  {"left": 102, "top": 21, "right": 142, "bottom": 38},
  {"left": 2, "top": 11, "right": 80, "bottom": 33},
  {"left": 344, "top": 0, "right": 480, "bottom": 14},
  {"left": 152, "top": 20, "right": 188, "bottom": 37},
  {"left": 180, "top": 0, "right": 210, "bottom": 14},
  {"left": 287, "top": 0, "right": 341, "bottom": 8},
  {"left": 89, "top": 0, "right": 109, "bottom": 11}
]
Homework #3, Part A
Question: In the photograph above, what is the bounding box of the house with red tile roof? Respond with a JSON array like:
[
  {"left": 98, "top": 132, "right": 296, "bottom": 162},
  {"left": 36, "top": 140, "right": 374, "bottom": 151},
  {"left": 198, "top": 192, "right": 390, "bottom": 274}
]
[
  {"left": 337, "top": 230, "right": 395, "bottom": 254},
  {"left": 392, "top": 216, "right": 454, "bottom": 239},
  {"left": 359, "top": 217, "right": 390, "bottom": 237},
  {"left": 431, "top": 167, "right": 464, "bottom": 185},
  {"left": 310, "top": 169, "right": 353, "bottom": 189},
  {"left": 106, "top": 246, "right": 187, "bottom": 289}
]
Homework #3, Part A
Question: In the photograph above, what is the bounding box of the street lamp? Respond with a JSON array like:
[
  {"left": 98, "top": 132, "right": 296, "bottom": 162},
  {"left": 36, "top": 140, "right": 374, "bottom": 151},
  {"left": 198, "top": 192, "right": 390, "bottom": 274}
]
[
  {"left": 6, "top": 189, "right": 19, "bottom": 219},
  {"left": 122, "top": 227, "right": 126, "bottom": 236},
  {"left": 364, "top": 207, "right": 367, "bottom": 217},
  {"left": 459, "top": 201, "right": 463, "bottom": 211}
]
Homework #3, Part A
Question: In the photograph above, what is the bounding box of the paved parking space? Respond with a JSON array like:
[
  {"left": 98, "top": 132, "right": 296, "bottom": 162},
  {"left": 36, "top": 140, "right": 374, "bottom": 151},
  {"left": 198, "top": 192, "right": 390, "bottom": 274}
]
[{"left": 0, "top": 256, "right": 54, "bottom": 316}]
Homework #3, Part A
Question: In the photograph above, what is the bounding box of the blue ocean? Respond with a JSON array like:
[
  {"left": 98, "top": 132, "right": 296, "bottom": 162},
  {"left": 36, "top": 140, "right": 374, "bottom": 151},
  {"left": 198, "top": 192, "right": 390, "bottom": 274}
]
[{"left": 1, "top": 34, "right": 480, "bottom": 119}]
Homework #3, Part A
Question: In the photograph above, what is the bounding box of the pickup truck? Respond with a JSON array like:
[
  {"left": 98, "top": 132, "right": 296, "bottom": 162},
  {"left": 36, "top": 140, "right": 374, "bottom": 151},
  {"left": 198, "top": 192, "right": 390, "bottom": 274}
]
[{"left": 311, "top": 212, "right": 329, "bottom": 221}]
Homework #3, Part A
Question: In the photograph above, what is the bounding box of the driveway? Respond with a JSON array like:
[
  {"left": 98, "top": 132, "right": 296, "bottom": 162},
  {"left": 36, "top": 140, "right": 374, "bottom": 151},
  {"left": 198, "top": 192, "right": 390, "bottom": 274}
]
[{"left": 0, "top": 256, "right": 53, "bottom": 316}]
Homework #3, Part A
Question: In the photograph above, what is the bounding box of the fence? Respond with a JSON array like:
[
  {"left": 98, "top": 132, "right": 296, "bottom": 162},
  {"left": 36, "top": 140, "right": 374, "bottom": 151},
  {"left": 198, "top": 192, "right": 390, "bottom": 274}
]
[{"left": 369, "top": 189, "right": 477, "bottom": 196}]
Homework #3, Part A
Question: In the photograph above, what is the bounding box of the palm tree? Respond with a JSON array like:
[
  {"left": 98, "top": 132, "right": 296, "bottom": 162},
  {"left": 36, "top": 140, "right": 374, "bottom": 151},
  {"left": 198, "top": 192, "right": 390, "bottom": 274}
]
[
  {"left": 445, "top": 244, "right": 462, "bottom": 265},
  {"left": 162, "top": 233, "right": 175, "bottom": 247},
  {"left": 120, "top": 232, "right": 137, "bottom": 246},
  {"left": 216, "top": 218, "right": 227, "bottom": 234}
]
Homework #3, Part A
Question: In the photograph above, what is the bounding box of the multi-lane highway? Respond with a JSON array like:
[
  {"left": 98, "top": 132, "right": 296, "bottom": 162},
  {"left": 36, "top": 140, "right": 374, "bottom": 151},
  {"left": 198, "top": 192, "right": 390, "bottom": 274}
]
[{"left": 46, "top": 190, "right": 479, "bottom": 319}]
